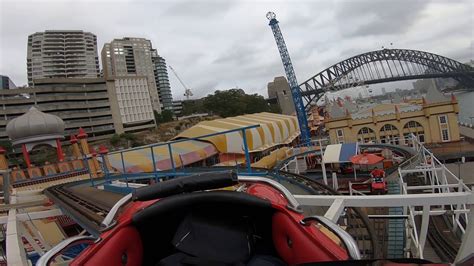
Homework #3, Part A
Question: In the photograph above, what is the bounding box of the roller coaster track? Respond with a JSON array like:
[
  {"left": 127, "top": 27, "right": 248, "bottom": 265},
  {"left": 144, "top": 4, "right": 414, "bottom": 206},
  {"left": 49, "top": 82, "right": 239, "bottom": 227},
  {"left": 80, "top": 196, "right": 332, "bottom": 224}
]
[
  {"left": 407, "top": 174, "right": 461, "bottom": 262},
  {"left": 43, "top": 143, "right": 461, "bottom": 261},
  {"left": 44, "top": 181, "right": 112, "bottom": 235}
]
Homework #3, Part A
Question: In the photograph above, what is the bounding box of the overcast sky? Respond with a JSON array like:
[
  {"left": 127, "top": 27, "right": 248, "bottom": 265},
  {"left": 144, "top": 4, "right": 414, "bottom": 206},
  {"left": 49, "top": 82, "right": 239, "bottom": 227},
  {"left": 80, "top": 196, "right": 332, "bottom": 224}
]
[{"left": 0, "top": 0, "right": 473, "bottom": 99}]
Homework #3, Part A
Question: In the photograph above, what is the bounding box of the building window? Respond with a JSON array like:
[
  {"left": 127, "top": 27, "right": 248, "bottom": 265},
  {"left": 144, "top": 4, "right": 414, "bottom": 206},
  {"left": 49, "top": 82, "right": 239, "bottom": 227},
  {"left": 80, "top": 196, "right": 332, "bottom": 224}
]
[
  {"left": 438, "top": 115, "right": 450, "bottom": 142},
  {"left": 441, "top": 129, "right": 449, "bottom": 142},
  {"left": 439, "top": 115, "right": 447, "bottom": 124},
  {"left": 403, "top": 121, "right": 425, "bottom": 144},
  {"left": 357, "top": 127, "right": 376, "bottom": 143},
  {"left": 336, "top": 129, "right": 344, "bottom": 144},
  {"left": 379, "top": 124, "right": 399, "bottom": 145}
]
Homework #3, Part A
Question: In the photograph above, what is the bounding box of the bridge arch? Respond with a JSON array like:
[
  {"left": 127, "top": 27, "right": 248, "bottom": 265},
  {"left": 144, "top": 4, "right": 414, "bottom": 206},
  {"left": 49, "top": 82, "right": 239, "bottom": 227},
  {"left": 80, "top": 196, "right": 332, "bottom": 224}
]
[{"left": 300, "top": 48, "right": 474, "bottom": 108}]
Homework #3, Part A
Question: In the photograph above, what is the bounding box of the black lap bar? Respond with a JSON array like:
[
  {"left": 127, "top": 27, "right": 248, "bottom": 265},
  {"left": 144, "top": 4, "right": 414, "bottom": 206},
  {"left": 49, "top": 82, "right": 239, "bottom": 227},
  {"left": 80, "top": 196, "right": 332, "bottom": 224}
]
[{"left": 132, "top": 171, "right": 238, "bottom": 201}]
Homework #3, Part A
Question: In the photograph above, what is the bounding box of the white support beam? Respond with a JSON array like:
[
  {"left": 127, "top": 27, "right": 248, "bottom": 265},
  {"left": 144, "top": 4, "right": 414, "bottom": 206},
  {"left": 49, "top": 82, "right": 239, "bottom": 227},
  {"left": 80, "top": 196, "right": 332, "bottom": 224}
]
[
  {"left": 294, "top": 192, "right": 474, "bottom": 207},
  {"left": 400, "top": 167, "right": 443, "bottom": 174},
  {"left": 405, "top": 183, "right": 463, "bottom": 190},
  {"left": 324, "top": 198, "right": 345, "bottom": 222},
  {"left": 0, "top": 208, "right": 62, "bottom": 224},
  {"left": 418, "top": 205, "right": 430, "bottom": 259},
  {"left": 412, "top": 209, "right": 470, "bottom": 216},
  {"left": 6, "top": 209, "right": 29, "bottom": 266},
  {"left": 456, "top": 205, "right": 474, "bottom": 264},
  {"left": 19, "top": 222, "right": 46, "bottom": 256}
]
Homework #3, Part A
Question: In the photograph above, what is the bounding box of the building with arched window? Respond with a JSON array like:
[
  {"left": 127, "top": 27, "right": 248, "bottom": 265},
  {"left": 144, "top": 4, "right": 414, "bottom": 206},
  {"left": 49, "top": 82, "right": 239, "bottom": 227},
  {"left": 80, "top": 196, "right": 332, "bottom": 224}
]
[{"left": 325, "top": 89, "right": 460, "bottom": 145}]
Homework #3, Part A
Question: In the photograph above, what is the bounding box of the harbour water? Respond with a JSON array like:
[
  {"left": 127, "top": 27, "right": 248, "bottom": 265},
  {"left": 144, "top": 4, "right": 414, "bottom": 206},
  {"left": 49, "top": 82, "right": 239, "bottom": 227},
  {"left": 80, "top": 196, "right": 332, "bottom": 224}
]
[{"left": 456, "top": 91, "right": 474, "bottom": 124}]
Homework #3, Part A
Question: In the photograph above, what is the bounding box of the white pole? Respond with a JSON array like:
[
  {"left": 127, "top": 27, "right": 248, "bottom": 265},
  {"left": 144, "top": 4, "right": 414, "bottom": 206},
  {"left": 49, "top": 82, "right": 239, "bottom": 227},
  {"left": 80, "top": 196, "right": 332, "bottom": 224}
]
[
  {"left": 319, "top": 138, "right": 328, "bottom": 185},
  {"left": 353, "top": 164, "right": 357, "bottom": 180}
]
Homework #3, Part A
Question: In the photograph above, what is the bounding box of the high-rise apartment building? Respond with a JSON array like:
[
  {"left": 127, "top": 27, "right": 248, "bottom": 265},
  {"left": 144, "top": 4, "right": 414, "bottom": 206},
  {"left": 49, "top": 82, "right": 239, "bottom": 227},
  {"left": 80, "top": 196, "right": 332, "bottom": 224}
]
[
  {"left": 101, "top": 37, "right": 161, "bottom": 113},
  {"left": 0, "top": 75, "right": 16, "bottom": 90},
  {"left": 151, "top": 52, "right": 173, "bottom": 112},
  {"left": 106, "top": 77, "right": 156, "bottom": 134},
  {"left": 27, "top": 30, "right": 100, "bottom": 85}
]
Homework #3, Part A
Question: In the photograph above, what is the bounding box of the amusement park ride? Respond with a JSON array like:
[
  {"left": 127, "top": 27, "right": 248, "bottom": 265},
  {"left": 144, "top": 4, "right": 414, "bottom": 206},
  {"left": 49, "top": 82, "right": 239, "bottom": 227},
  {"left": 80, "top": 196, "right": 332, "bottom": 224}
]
[{"left": 2, "top": 12, "right": 473, "bottom": 266}]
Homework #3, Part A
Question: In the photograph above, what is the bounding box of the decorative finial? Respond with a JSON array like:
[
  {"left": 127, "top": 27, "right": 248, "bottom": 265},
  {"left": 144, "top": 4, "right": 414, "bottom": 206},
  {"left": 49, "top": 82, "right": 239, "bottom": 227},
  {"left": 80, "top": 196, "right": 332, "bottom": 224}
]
[
  {"left": 77, "top": 128, "right": 88, "bottom": 139},
  {"left": 266, "top": 11, "right": 276, "bottom": 20},
  {"left": 98, "top": 145, "right": 109, "bottom": 155}
]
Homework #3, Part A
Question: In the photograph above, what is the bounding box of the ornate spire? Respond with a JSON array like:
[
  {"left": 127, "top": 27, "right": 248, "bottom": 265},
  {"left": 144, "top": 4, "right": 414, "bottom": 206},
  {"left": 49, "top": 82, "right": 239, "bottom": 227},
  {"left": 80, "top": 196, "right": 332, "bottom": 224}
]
[
  {"left": 98, "top": 145, "right": 109, "bottom": 155},
  {"left": 451, "top": 93, "right": 457, "bottom": 103},
  {"left": 70, "top": 134, "right": 78, "bottom": 144},
  {"left": 77, "top": 127, "right": 88, "bottom": 139}
]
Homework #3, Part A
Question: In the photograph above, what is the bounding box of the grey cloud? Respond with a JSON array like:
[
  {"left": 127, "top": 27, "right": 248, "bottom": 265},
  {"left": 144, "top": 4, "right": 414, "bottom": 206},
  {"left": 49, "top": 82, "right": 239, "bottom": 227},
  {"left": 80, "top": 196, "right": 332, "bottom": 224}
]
[
  {"left": 164, "top": 0, "right": 236, "bottom": 18},
  {"left": 336, "top": 0, "right": 431, "bottom": 37},
  {"left": 0, "top": 0, "right": 472, "bottom": 100}
]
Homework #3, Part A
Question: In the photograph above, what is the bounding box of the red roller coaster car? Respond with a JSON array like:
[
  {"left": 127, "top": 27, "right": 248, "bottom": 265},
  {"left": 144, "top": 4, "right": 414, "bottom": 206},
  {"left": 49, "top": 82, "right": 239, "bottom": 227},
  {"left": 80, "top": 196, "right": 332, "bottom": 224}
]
[{"left": 38, "top": 172, "right": 445, "bottom": 266}]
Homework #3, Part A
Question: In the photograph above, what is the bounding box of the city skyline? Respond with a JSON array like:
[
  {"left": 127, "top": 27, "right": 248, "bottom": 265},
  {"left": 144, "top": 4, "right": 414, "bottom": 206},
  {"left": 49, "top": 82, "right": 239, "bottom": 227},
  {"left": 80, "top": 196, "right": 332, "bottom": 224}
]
[{"left": 1, "top": 0, "right": 472, "bottom": 99}]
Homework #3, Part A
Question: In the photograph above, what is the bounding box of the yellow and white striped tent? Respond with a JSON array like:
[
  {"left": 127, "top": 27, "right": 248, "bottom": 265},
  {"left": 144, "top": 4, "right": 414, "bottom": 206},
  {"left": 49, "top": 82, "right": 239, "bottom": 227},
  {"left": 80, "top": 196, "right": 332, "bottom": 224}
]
[{"left": 175, "top": 112, "right": 300, "bottom": 154}]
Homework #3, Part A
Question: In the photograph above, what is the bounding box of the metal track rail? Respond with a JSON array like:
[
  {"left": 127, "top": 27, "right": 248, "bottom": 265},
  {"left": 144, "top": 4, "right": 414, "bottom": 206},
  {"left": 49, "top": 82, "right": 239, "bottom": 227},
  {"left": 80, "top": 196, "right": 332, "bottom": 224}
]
[
  {"left": 407, "top": 174, "right": 461, "bottom": 262},
  {"left": 44, "top": 184, "right": 111, "bottom": 235},
  {"left": 427, "top": 216, "right": 459, "bottom": 262}
]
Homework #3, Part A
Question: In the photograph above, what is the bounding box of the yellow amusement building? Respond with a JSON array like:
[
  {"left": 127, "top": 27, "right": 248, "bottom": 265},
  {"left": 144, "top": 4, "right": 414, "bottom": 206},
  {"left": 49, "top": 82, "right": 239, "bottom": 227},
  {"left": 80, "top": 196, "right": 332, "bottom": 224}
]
[{"left": 325, "top": 88, "right": 460, "bottom": 145}]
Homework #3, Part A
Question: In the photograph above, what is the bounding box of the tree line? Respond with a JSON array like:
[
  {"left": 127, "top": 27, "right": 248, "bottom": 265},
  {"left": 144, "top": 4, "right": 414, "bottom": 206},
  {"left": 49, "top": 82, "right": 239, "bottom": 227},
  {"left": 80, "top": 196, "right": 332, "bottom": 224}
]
[{"left": 182, "top": 88, "right": 281, "bottom": 117}]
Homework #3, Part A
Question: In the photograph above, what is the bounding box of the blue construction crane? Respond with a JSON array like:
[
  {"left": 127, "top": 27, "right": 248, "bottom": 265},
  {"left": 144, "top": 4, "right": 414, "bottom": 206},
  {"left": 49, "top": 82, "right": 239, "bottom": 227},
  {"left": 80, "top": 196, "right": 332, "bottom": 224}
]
[{"left": 266, "top": 11, "right": 311, "bottom": 144}]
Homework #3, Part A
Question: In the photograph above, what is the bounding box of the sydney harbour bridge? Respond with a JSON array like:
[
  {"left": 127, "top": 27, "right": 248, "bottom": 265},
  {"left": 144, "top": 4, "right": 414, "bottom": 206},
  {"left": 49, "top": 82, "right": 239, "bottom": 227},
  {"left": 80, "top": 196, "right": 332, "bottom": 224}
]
[{"left": 296, "top": 48, "right": 474, "bottom": 109}]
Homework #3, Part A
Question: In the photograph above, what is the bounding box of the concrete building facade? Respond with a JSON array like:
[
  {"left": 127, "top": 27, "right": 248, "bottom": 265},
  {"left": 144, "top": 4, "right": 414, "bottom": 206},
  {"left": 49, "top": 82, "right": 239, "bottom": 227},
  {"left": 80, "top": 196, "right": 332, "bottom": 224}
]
[
  {"left": 27, "top": 30, "right": 100, "bottom": 85},
  {"left": 106, "top": 77, "right": 156, "bottom": 134},
  {"left": 172, "top": 100, "right": 183, "bottom": 116},
  {"left": 267, "top": 76, "right": 295, "bottom": 115},
  {"left": 0, "top": 78, "right": 115, "bottom": 143},
  {"left": 101, "top": 37, "right": 161, "bottom": 113},
  {"left": 151, "top": 52, "right": 173, "bottom": 112}
]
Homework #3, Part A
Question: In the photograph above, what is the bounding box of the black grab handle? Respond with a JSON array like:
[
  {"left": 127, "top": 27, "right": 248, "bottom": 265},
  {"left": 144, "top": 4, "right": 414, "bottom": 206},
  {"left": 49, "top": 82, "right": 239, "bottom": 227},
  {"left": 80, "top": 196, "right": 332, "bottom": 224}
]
[{"left": 132, "top": 171, "right": 238, "bottom": 201}]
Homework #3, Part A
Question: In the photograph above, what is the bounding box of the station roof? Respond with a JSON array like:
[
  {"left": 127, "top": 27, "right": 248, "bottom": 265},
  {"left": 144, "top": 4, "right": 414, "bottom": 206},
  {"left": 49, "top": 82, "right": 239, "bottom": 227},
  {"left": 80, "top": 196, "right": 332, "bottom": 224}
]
[
  {"left": 175, "top": 112, "right": 300, "bottom": 154},
  {"left": 107, "top": 112, "right": 299, "bottom": 173},
  {"left": 107, "top": 140, "right": 217, "bottom": 173}
]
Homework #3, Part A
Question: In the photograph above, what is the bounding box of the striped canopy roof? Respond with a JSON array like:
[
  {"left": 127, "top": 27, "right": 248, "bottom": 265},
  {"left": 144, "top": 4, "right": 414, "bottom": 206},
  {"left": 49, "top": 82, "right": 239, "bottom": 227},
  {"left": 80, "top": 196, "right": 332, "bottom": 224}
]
[
  {"left": 107, "top": 140, "right": 217, "bottom": 173},
  {"left": 175, "top": 112, "right": 300, "bottom": 154}
]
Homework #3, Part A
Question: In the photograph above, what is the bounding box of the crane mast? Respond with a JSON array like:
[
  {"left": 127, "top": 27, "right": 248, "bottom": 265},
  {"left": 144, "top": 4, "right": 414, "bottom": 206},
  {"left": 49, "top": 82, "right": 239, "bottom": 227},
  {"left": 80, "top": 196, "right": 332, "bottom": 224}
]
[{"left": 266, "top": 12, "right": 311, "bottom": 144}]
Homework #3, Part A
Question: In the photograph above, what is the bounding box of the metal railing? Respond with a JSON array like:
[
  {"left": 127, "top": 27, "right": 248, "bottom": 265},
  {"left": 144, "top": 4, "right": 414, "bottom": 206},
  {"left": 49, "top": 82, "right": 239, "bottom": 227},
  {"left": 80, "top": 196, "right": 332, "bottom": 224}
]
[
  {"left": 397, "top": 134, "right": 471, "bottom": 259},
  {"left": 102, "top": 125, "right": 263, "bottom": 186}
]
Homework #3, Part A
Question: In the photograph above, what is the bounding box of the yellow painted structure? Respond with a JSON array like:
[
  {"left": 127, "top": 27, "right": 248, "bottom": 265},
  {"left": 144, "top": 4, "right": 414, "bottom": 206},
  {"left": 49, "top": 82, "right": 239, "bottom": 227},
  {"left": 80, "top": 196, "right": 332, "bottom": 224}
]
[
  {"left": 326, "top": 97, "right": 460, "bottom": 144},
  {"left": 176, "top": 112, "right": 299, "bottom": 154}
]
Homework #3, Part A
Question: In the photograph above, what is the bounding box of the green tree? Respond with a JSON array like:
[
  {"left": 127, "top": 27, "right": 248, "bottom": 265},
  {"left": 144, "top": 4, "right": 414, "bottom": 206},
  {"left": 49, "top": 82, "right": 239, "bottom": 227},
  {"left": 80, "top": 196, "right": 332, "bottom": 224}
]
[
  {"left": 182, "top": 99, "right": 205, "bottom": 115},
  {"left": 203, "top": 88, "right": 272, "bottom": 117},
  {"left": 154, "top": 110, "right": 163, "bottom": 124},
  {"left": 268, "top": 104, "right": 282, "bottom": 114},
  {"left": 161, "top": 110, "right": 174, "bottom": 122},
  {"left": 110, "top": 134, "right": 121, "bottom": 146},
  {"left": 120, "top": 133, "right": 136, "bottom": 141}
]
